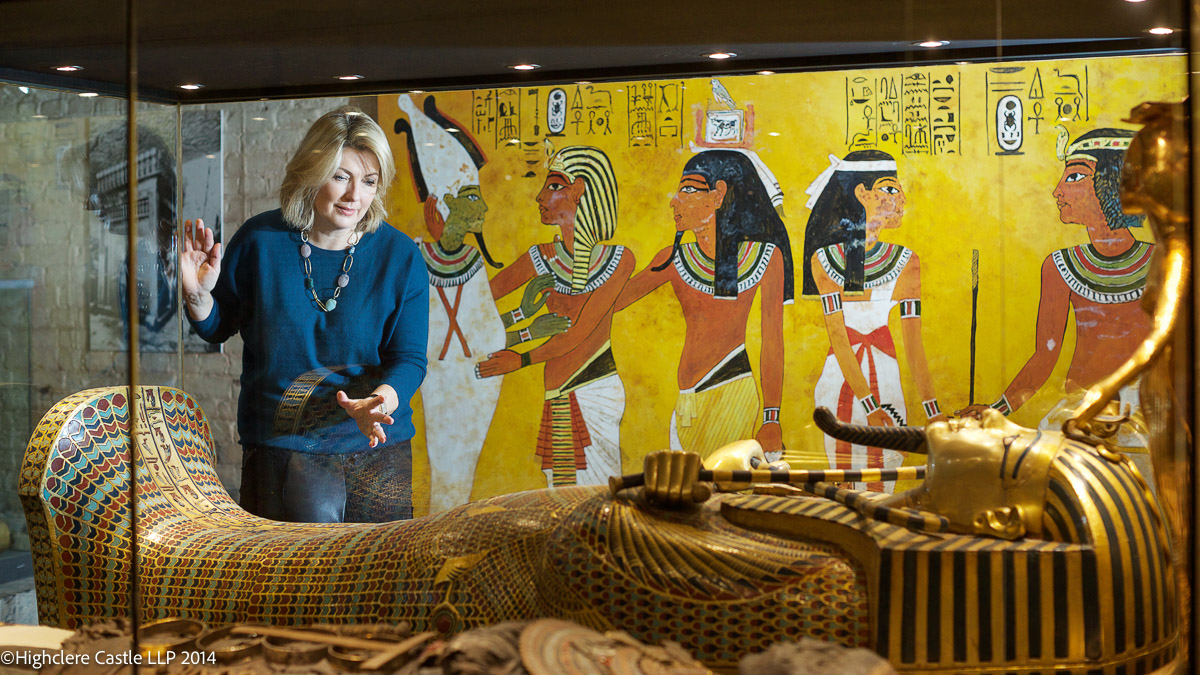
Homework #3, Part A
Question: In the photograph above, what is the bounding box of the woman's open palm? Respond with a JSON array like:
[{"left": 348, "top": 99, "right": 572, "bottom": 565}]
[{"left": 181, "top": 218, "right": 222, "bottom": 297}]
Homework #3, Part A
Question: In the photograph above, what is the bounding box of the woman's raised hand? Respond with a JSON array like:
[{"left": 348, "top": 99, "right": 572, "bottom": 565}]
[{"left": 180, "top": 219, "right": 222, "bottom": 320}]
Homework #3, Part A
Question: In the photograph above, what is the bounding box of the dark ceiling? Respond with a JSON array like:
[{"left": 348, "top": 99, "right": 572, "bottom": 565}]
[{"left": 0, "top": 0, "right": 1187, "bottom": 103}]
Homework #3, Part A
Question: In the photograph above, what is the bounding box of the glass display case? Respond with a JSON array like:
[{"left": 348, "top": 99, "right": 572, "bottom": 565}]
[{"left": 0, "top": 1, "right": 1193, "bottom": 671}]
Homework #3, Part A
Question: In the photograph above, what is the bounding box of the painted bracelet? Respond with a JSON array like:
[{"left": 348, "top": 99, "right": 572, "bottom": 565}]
[
  {"left": 520, "top": 351, "right": 532, "bottom": 368},
  {"left": 922, "top": 398, "right": 941, "bottom": 418},
  {"left": 518, "top": 327, "right": 532, "bottom": 343},
  {"left": 900, "top": 299, "right": 922, "bottom": 318},
  {"left": 820, "top": 292, "right": 842, "bottom": 315},
  {"left": 857, "top": 393, "right": 880, "bottom": 416},
  {"left": 762, "top": 407, "right": 780, "bottom": 425},
  {"left": 990, "top": 394, "right": 1013, "bottom": 416},
  {"left": 501, "top": 307, "right": 524, "bottom": 328}
]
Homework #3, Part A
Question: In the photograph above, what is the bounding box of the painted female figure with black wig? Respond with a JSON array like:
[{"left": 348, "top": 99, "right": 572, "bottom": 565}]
[
  {"left": 476, "top": 146, "right": 635, "bottom": 488},
  {"left": 617, "top": 149, "right": 793, "bottom": 460},
  {"left": 803, "top": 150, "right": 943, "bottom": 491}
]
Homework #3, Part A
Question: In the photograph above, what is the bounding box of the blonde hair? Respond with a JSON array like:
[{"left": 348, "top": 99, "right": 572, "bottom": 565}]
[{"left": 280, "top": 106, "right": 395, "bottom": 234}]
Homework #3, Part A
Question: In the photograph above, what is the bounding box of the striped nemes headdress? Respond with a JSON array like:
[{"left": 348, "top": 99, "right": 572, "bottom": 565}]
[{"left": 547, "top": 146, "right": 619, "bottom": 292}]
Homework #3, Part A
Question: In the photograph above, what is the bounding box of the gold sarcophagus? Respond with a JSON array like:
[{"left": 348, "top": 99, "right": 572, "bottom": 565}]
[{"left": 21, "top": 383, "right": 1180, "bottom": 673}]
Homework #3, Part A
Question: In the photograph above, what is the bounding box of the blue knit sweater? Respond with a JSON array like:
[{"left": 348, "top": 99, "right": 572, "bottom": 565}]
[{"left": 189, "top": 209, "right": 429, "bottom": 454}]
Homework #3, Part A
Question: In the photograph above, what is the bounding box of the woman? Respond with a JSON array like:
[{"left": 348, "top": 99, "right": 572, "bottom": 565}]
[
  {"left": 616, "top": 149, "right": 792, "bottom": 460},
  {"left": 802, "top": 150, "right": 943, "bottom": 491},
  {"left": 180, "top": 107, "right": 429, "bottom": 523},
  {"left": 476, "top": 145, "right": 634, "bottom": 488}
]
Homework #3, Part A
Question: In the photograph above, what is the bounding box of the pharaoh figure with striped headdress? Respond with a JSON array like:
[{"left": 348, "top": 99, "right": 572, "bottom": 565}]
[
  {"left": 803, "top": 150, "right": 946, "bottom": 492},
  {"left": 477, "top": 146, "right": 635, "bottom": 488},
  {"left": 959, "top": 127, "right": 1154, "bottom": 459}
]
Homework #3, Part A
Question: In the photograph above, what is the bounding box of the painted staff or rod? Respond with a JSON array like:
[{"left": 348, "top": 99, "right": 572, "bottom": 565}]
[
  {"left": 969, "top": 249, "right": 980, "bottom": 404},
  {"left": 608, "top": 465, "right": 926, "bottom": 495}
]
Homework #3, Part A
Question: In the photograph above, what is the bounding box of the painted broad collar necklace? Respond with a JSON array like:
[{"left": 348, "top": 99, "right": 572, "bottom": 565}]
[
  {"left": 530, "top": 240, "right": 624, "bottom": 295},
  {"left": 673, "top": 241, "right": 776, "bottom": 296},
  {"left": 421, "top": 240, "right": 484, "bottom": 288},
  {"left": 1051, "top": 240, "right": 1153, "bottom": 304},
  {"left": 818, "top": 241, "right": 912, "bottom": 290}
]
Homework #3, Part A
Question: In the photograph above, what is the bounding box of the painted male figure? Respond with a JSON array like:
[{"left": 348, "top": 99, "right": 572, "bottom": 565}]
[{"left": 960, "top": 127, "right": 1153, "bottom": 449}]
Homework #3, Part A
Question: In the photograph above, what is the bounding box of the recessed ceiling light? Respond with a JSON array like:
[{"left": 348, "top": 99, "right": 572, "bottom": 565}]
[
  {"left": 509, "top": 63, "right": 540, "bottom": 71},
  {"left": 78, "top": 92, "right": 98, "bottom": 98},
  {"left": 1124, "top": 0, "right": 1148, "bottom": 3},
  {"left": 703, "top": 52, "right": 737, "bottom": 60},
  {"left": 914, "top": 40, "right": 949, "bottom": 48},
  {"left": 956, "top": 61, "right": 971, "bottom": 65},
  {"left": 576, "top": 81, "right": 592, "bottom": 85},
  {"left": 1148, "top": 27, "right": 1175, "bottom": 35},
  {"left": 336, "top": 74, "right": 364, "bottom": 81},
  {"left": 409, "top": 89, "right": 425, "bottom": 94},
  {"left": 756, "top": 70, "right": 776, "bottom": 75},
  {"left": 179, "top": 83, "right": 203, "bottom": 90},
  {"left": 55, "top": 65, "right": 83, "bottom": 72}
]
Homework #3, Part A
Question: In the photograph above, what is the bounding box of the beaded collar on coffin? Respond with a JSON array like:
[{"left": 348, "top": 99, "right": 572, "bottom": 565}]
[
  {"left": 300, "top": 230, "right": 359, "bottom": 312},
  {"left": 421, "top": 241, "right": 484, "bottom": 287},
  {"left": 1051, "top": 241, "right": 1153, "bottom": 304},
  {"left": 817, "top": 241, "right": 911, "bottom": 290},
  {"left": 673, "top": 241, "right": 776, "bottom": 296},
  {"left": 529, "top": 241, "right": 624, "bottom": 295}
]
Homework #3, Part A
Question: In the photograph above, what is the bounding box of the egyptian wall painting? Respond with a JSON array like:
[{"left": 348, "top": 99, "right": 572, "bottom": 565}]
[{"left": 378, "top": 54, "right": 1185, "bottom": 517}]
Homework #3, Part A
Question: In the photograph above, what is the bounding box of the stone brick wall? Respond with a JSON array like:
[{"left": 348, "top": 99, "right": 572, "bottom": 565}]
[{"left": 0, "top": 85, "right": 354, "bottom": 549}]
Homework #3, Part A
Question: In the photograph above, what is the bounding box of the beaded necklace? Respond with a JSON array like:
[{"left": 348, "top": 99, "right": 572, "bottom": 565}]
[{"left": 300, "top": 230, "right": 359, "bottom": 312}]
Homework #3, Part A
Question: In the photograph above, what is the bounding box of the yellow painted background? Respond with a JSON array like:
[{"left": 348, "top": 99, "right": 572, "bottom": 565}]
[{"left": 379, "top": 54, "right": 1186, "bottom": 516}]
